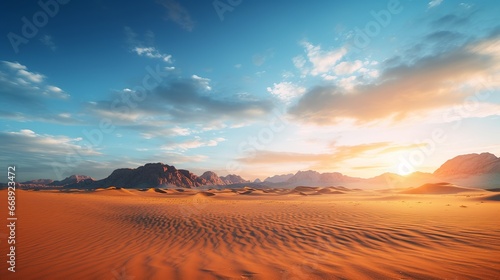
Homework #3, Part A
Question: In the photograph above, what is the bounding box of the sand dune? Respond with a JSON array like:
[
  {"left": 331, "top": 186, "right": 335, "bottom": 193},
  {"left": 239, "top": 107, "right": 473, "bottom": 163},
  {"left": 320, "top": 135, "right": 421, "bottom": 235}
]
[
  {"left": 1, "top": 188, "right": 499, "bottom": 279},
  {"left": 479, "top": 193, "right": 500, "bottom": 201},
  {"left": 400, "top": 182, "right": 484, "bottom": 194}
]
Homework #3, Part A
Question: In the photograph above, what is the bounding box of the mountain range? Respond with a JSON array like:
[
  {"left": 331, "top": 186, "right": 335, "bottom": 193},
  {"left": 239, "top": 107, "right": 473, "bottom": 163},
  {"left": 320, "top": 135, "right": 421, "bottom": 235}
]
[{"left": 16, "top": 152, "right": 500, "bottom": 190}]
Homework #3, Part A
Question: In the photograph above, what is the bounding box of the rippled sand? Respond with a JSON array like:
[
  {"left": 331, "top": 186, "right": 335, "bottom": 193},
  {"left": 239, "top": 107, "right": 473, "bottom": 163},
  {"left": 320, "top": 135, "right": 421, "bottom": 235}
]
[{"left": 1, "top": 188, "right": 499, "bottom": 279}]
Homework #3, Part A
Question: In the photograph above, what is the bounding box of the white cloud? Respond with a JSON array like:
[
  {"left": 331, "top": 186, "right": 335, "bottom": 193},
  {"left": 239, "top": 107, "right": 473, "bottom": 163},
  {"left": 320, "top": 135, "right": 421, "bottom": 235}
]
[
  {"left": 18, "top": 69, "right": 44, "bottom": 83},
  {"left": 135, "top": 125, "right": 193, "bottom": 140},
  {"left": 3, "top": 61, "right": 26, "bottom": 71},
  {"left": 191, "top": 74, "right": 211, "bottom": 91},
  {"left": 338, "top": 76, "right": 357, "bottom": 90},
  {"left": 321, "top": 74, "right": 337, "bottom": 81},
  {"left": 302, "top": 41, "right": 347, "bottom": 76},
  {"left": 5, "top": 129, "right": 100, "bottom": 156},
  {"left": 171, "top": 126, "right": 191, "bottom": 136},
  {"left": 161, "top": 137, "right": 226, "bottom": 151},
  {"left": 1, "top": 61, "right": 68, "bottom": 99},
  {"left": 19, "top": 129, "right": 36, "bottom": 137},
  {"left": 45, "top": 85, "right": 69, "bottom": 98},
  {"left": 47, "top": 85, "right": 63, "bottom": 93},
  {"left": 133, "top": 47, "right": 172, "bottom": 63},
  {"left": 266, "top": 82, "right": 306, "bottom": 101},
  {"left": 428, "top": 0, "right": 443, "bottom": 8},
  {"left": 334, "top": 60, "right": 363, "bottom": 75},
  {"left": 58, "top": 113, "right": 71, "bottom": 119}
]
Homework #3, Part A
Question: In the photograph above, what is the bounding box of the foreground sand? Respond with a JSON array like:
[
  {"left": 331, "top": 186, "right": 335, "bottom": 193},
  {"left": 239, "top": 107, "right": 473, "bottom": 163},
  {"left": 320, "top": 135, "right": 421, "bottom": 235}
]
[{"left": 1, "top": 188, "right": 499, "bottom": 279}]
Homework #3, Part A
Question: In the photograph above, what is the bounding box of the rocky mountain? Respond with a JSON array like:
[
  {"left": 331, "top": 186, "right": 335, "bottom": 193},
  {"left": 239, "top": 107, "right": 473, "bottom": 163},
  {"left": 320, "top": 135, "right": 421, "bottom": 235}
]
[
  {"left": 286, "top": 170, "right": 321, "bottom": 185},
  {"left": 59, "top": 164, "right": 250, "bottom": 189},
  {"left": 22, "top": 179, "right": 54, "bottom": 185},
  {"left": 92, "top": 163, "right": 204, "bottom": 189},
  {"left": 282, "top": 171, "right": 363, "bottom": 187},
  {"left": 49, "top": 175, "right": 93, "bottom": 186},
  {"left": 434, "top": 153, "right": 500, "bottom": 177},
  {"left": 220, "top": 174, "right": 249, "bottom": 184},
  {"left": 200, "top": 171, "right": 226, "bottom": 185},
  {"left": 264, "top": 173, "right": 294, "bottom": 183},
  {"left": 18, "top": 178, "right": 55, "bottom": 189}
]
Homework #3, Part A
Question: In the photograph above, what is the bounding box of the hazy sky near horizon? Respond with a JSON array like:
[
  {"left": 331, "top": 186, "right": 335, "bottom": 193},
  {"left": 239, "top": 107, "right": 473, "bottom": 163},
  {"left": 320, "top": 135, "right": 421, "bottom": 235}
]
[{"left": 1, "top": 0, "right": 499, "bottom": 181}]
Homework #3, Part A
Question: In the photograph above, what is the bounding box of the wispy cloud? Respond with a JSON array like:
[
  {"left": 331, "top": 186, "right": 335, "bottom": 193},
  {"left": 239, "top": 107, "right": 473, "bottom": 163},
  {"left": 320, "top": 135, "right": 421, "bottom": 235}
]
[
  {"left": 430, "top": 12, "right": 472, "bottom": 27},
  {"left": 161, "top": 137, "right": 226, "bottom": 151},
  {"left": 252, "top": 49, "right": 274, "bottom": 66},
  {"left": 133, "top": 47, "right": 172, "bottom": 63},
  {"left": 2, "top": 129, "right": 99, "bottom": 156},
  {"left": 125, "top": 27, "right": 173, "bottom": 63},
  {"left": 1, "top": 61, "right": 69, "bottom": 100},
  {"left": 157, "top": 0, "right": 195, "bottom": 31},
  {"left": 237, "top": 142, "right": 400, "bottom": 171},
  {"left": 428, "top": 0, "right": 444, "bottom": 9},
  {"left": 40, "top": 35, "right": 56, "bottom": 51}
]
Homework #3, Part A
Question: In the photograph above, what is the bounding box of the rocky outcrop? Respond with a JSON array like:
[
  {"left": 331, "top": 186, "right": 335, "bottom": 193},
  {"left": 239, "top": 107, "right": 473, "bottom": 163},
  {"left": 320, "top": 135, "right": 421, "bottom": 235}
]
[
  {"left": 283, "top": 170, "right": 363, "bottom": 187},
  {"left": 22, "top": 179, "right": 54, "bottom": 185},
  {"left": 200, "top": 171, "right": 226, "bottom": 185},
  {"left": 264, "top": 173, "right": 294, "bottom": 183},
  {"left": 286, "top": 170, "right": 321, "bottom": 185},
  {"left": 220, "top": 174, "right": 249, "bottom": 184},
  {"left": 434, "top": 153, "right": 500, "bottom": 177},
  {"left": 93, "top": 163, "right": 204, "bottom": 189},
  {"left": 49, "top": 175, "right": 93, "bottom": 186}
]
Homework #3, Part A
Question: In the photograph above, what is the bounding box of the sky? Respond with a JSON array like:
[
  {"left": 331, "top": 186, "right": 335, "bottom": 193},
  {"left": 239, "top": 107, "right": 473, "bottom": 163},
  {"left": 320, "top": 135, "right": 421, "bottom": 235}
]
[{"left": 1, "top": 0, "right": 499, "bottom": 182}]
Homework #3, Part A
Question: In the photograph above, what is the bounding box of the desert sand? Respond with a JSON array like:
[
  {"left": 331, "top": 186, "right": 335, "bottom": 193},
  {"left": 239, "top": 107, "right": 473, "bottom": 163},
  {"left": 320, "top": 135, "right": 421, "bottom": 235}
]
[{"left": 1, "top": 187, "right": 499, "bottom": 279}]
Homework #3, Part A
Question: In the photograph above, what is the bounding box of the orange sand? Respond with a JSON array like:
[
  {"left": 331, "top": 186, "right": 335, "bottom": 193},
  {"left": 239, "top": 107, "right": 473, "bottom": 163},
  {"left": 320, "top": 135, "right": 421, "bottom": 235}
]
[{"left": 1, "top": 188, "right": 499, "bottom": 279}]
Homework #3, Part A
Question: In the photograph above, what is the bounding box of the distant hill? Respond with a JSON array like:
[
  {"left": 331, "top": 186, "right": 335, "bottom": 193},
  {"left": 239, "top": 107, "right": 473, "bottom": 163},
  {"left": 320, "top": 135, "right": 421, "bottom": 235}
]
[
  {"left": 434, "top": 153, "right": 500, "bottom": 177},
  {"left": 400, "top": 182, "right": 482, "bottom": 194},
  {"left": 22, "top": 179, "right": 54, "bottom": 185},
  {"left": 49, "top": 175, "right": 93, "bottom": 186},
  {"left": 220, "top": 174, "right": 249, "bottom": 184},
  {"left": 91, "top": 163, "right": 207, "bottom": 189},
  {"left": 264, "top": 173, "right": 294, "bottom": 183},
  {"left": 200, "top": 171, "right": 226, "bottom": 185},
  {"left": 53, "top": 163, "right": 250, "bottom": 189}
]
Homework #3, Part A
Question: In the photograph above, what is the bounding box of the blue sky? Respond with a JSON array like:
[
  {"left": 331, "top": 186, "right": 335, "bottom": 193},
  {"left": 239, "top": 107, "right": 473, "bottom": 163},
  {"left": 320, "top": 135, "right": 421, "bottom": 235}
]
[{"left": 1, "top": 0, "right": 499, "bottom": 181}]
